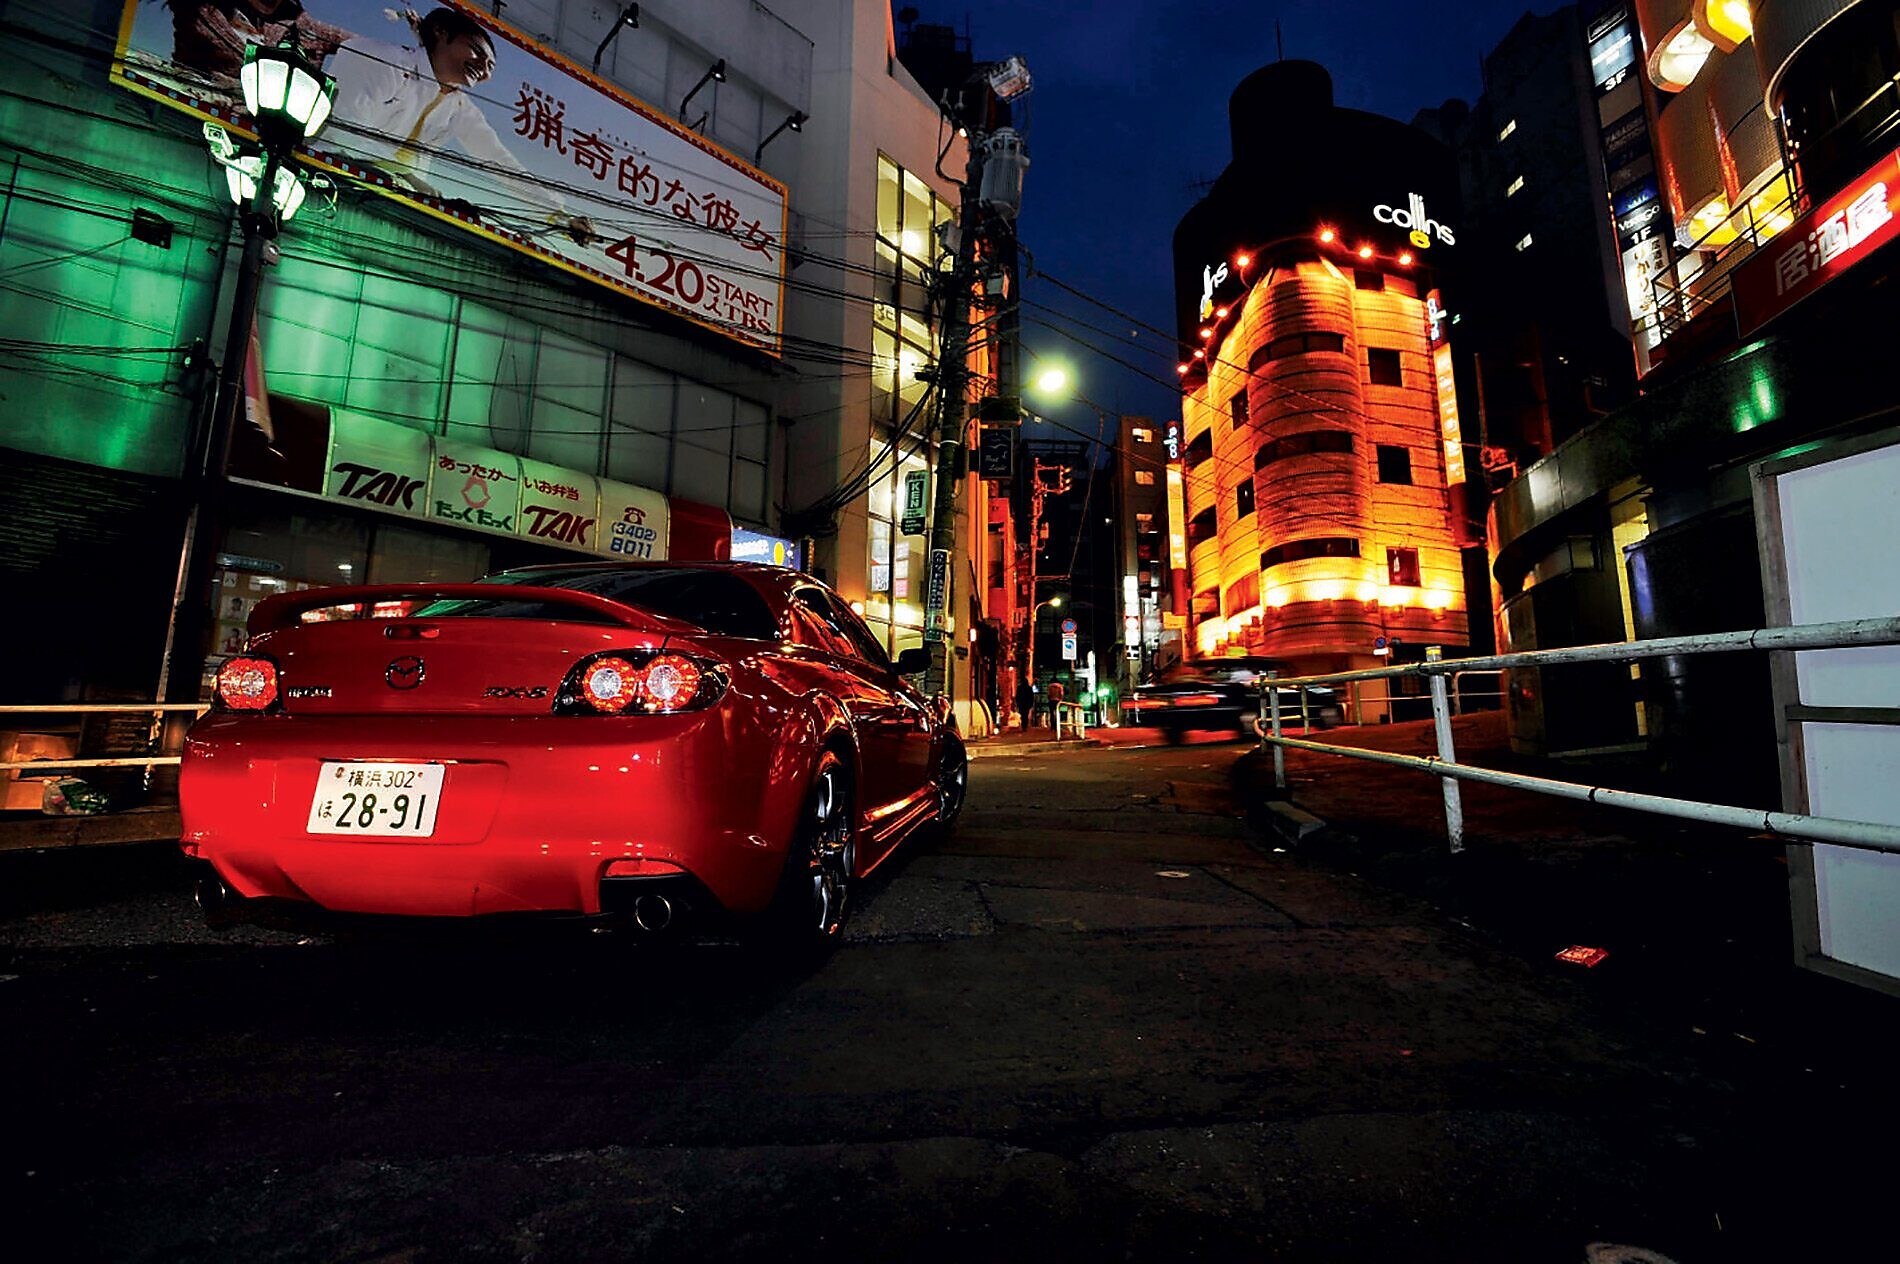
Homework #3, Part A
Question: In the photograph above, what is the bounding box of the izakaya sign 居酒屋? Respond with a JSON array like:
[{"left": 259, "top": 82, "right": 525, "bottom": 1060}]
[
  {"left": 112, "top": 0, "right": 787, "bottom": 351},
  {"left": 297, "top": 411, "right": 670, "bottom": 559},
  {"left": 1732, "top": 146, "right": 1900, "bottom": 336}
]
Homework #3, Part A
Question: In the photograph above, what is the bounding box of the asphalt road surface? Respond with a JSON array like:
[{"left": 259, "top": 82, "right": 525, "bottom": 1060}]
[{"left": 0, "top": 744, "right": 1884, "bottom": 1261}]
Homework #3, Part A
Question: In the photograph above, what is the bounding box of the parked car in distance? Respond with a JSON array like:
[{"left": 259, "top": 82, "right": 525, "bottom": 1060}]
[
  {"left": 1124, "top": 657, "right": 1344, "bottom": 743},
  {"left": 180, "top": 562, "right": 967, "bottom": 949}
]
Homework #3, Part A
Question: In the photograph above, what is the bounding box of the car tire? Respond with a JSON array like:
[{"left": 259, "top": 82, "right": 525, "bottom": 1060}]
[
  {"left": 937, "top": 735, "right": 968, "bottom": 829},
  {"left": 762, "top": 749, "right": 854, "bottom": 954}
]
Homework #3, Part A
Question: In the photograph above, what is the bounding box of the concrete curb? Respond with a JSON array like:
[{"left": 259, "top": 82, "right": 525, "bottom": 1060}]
[{"left": 967, "top": 738, "right": 1105, "bottom": 760}]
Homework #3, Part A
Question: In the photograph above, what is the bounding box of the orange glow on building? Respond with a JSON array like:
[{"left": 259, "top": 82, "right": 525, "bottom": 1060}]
[{"left": 1177, "top": 255, "right": 1469, "bottom": 704}]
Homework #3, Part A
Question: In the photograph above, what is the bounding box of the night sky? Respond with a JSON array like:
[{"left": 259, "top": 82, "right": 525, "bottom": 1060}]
[{"left": 928, "top": 0, "right": 1554, "bottom": 437}]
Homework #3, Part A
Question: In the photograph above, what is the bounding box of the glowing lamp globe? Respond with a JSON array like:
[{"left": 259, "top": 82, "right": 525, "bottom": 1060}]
[{"left": 240, "top": 39, "right": 337, "bottom": 145}]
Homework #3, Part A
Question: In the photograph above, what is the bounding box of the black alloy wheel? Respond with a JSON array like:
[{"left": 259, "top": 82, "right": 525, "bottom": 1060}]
[
  {"left": 768, "top": 750, "right": 854, "bottom": 951},
  {"left": 937, "top": 735, "right": 968, "bottom": 828}
]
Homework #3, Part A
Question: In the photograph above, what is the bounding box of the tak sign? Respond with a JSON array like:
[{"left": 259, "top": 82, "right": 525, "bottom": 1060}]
[{"left": 1374, "top": 192, "right": 1456, "bottom": 248}]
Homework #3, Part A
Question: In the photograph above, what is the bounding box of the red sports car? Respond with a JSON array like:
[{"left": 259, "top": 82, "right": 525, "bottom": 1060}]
[{"left": 180, "top": 562, "right": 967, "bottom": 946}]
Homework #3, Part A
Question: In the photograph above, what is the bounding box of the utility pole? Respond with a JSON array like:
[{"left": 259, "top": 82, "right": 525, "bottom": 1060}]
[
  {"left": 921, "top": 134, "right": 984, "bottom": 695},
  {"left": 921, "top": 58, "right": 1031, "bottom": 697}
]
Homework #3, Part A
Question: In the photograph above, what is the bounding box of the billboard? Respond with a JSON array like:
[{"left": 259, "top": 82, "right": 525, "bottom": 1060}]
[{"left": 112, "top": 0, "right": 787, "bottom": 352}]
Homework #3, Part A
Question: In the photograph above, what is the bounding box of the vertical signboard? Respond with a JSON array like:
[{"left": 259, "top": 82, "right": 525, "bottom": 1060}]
[
  {"left": 1425, "top": 289, "right": 1466, "bottom": 486},
  {"left": 111, "top": 0, "right": 787, "bottom": 351},
  {"left": 924, "top": 547, "right": 950, "bottom": 640}
]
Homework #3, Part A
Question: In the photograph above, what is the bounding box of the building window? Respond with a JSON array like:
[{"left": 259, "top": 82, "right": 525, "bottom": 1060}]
[
  {"left": 1387, "top": 547, "right": 1422, "bottom": 587},
  {"left": 1498, "top": 118, "right": 1517, "bottom": 141},
  {"left": 1251, "top": 330, "right": 1346, "bottom": 369},
  {"left": 1135, "top": 512, "right": 1155, "bottom": 533},
  {"left": 1235, "top": 480, "right": 1255, "bottom": 517},
  {"left": 1187, "top": 505, "right": 1218, "bottom": 545},
  {"left": 1256, "top": 430, "right": 1354, "bottom": 467},
  {"left": 1134, "top": 469, "right": 1156, "bottom": 486},
  {"left": 1354, "top": 269, "right": 1385, "bottom": 291},
  {"left": 1515, "top": 233, "right": 1533, "bottom": 252},
  {"left": 1230, "top": 389, "right": 1249, "bottom": 429},
  {"left": 1184, "top": 429, "right": 1213, "bottom": 469},
  {"left": 1367, "top": 348, "right": 1403, "bottom": 386},
  {"left": 1376, "top": 445, "right": 1413, "bottom": 484},
  {"left": 1131, "top": 427, "right": 1153, "bottom": 443},
  {"left": 1506, "top": 174, "right": 1525, "bottom": 197},
  {"left": 1261, "top": 537, "right": 1360, "bottom": 570},
  {"left": 1223, "top": 572, "right": 1260, "bottom": 614},
  {"left": 1192, "top": 588, "right": 1220, "bottom": 623}
]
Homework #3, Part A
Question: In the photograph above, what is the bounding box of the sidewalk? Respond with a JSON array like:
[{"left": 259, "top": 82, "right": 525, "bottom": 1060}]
[{"left": 1233, "top": 711, "right": 1900, "bottom": 1078}]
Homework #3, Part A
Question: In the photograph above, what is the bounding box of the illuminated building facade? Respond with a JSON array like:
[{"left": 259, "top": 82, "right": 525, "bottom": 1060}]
[{"left": 1172, "top": 62, "right": 1473, "bottom": 715}]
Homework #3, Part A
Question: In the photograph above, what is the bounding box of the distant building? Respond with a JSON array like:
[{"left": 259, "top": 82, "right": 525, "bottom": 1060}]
[
  {"left": 1172, "top": 61, "right": 1473, "bottom": 718},
  {"left": 1107, "top": 416, "right": 1171, "bottom": 690}
]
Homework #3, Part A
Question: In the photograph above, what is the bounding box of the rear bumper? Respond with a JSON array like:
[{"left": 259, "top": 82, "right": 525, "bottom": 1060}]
[{"left": 180, "top": 708, "right": 812, "bottom": 919}]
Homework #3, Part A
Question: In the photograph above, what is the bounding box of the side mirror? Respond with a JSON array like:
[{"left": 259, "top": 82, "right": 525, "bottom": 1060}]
[{"left": 894, "top": 647, "right": 931, "bottom": 675}]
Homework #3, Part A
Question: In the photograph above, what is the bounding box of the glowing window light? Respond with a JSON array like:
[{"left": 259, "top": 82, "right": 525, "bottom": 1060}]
[
  {"left": 1656, "top": 25, "right": 1714, "bottom": 89},
  {"left": 1379, "top": 586, "right": 1411, "bottom": 607},
  {"left": 1355, "top": 581, "right": 1379, "bottom": 603},
  {"left": 1506, "top": 175, "right": 1524, "bottom": 197},
  {"left": 1424, "top": 587, "right": 1454, "bottom": 611},
  {"left": 1497, "top": 119, "right": 1517, "bottom": 142},
  {"left": 1266, "top": 587, "right": 1291, "bottom": 608}
]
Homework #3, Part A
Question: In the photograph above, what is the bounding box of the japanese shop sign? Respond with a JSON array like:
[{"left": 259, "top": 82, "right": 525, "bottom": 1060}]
[
  {"left": 112, "top": 0, "right": 787, "bottom": 352},
  {"left": 323, "top": 414, "right": 433, "bottom": 509},
  {"left": 431, "top": 439, "right": 522, "bottom": 536},
  {"left": 520, "top": 458, "right": 596, "bottom": 548},
  {"left": 599, "top": 478, "right": 670, "bottom": 560},
  {"left": 1733, "top": 147, "right": 1900, "bottom": 336},
  {"left": 924, "top": 547, "right": 950, "bottom": 640},
  {"left": 243, "top": 408, "right": 676, "bottom": 559},
  {"left": 901, "top": 469, "right": 929, "bottom": 535}
]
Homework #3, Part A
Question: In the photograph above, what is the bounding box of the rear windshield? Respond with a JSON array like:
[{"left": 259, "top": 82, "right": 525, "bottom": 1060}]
[{"left": 415, "top": 569, "right": 779, "bottom": 640}]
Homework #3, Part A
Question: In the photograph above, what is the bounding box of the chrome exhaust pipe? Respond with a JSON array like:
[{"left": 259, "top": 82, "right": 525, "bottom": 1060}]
[{"left": 631, "top": 893, "right": 673, "bottom": 933}]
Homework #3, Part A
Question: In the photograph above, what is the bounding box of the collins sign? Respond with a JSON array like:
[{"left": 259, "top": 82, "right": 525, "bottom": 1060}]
[{"left": 1374, "top": 192, "right": 1456, "bottom": 249}]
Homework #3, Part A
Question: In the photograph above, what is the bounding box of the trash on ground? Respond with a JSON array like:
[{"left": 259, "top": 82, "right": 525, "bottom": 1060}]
[{"left": 1555, "top": 945, "right": 1609, "bottom": 968}]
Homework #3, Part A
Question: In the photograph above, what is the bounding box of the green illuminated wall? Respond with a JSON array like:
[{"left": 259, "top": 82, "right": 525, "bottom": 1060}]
[{"left": 0, "top": 87, "right": 222, "bottom": 477}]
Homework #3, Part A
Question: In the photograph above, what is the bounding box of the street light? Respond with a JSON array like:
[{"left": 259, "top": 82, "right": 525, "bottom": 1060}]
[{"left": 161, "top": 35, "right": 335, "bottom": 703}]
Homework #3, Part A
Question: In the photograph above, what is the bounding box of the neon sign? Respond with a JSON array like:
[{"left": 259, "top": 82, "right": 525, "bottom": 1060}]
[
  {"left": 1374, "top": 192, "right": 1456, "bottom": 248},
  {"left": 1198, "top": 261, "right": 1230, "bottom": 319}
]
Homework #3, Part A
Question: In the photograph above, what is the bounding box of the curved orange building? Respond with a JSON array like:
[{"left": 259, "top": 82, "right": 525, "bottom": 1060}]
[{"left": 1174, "top": 63, "right": 1472, "bottom": 713}]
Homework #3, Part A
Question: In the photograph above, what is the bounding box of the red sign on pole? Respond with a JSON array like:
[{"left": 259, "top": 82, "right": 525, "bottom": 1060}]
[{"left": 1732, "top": 148, "right": 1900, "bottom": 336}]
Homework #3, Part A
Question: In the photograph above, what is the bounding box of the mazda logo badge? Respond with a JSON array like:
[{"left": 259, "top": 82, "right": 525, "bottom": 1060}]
[{"left": 385, "top": 656, "right": 426, "bottom": 690}]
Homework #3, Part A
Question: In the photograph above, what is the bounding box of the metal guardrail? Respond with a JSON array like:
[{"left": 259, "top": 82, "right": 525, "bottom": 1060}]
[
  {"left": 1053, "top": 700, "right": 1089, "bottom": 741},
  {"left": 0, "top": 703, "right": 207, "bottom": 773},
  {"left": 1254, "top": 617, "right": 1900, "bottom": 857}
]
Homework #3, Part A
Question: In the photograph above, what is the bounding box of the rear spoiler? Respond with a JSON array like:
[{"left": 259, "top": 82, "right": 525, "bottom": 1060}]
[{"left": 247, "top": 583, "right": 696, "bottom": 637}]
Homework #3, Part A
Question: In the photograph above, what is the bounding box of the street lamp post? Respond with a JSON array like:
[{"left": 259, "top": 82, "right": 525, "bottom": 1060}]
[{"left": 159, "top": 37, "right": 336, "bottom": 703}]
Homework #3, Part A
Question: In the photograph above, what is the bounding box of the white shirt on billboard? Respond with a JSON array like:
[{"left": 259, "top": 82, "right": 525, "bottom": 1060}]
[{"left": 326, "top": 36, "right": 568, "bottom": 220}]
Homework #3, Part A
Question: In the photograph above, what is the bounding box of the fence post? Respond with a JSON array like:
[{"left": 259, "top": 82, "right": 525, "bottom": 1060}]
[
  {"left": 1299, "top": 685, "right": 1311, "bottom": 731},
  {"left": 1267, "top": 671, "right": 1285, "bottom": 790},
  {"left": 1426, "top": 646, "right": 1465, "bottom": 854}
]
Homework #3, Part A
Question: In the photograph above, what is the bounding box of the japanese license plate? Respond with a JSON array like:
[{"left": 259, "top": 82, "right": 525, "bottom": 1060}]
[{"left": 306, "top": 762, "right": 445, "bottom": 837}]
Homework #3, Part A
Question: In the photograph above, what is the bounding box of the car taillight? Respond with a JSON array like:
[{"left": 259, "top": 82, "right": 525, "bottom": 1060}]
[
  {"left": 215, "top": 655, "right": 280, "bottom": 712},
  {"left": 641, "top": 655, "right": 702, "bottom": 710},
  {"left": 580, "top": 656, "right": 640, "bottom": 713},
  {"left": 559, "top": 651, "right": 725, "bottom": 715}
]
